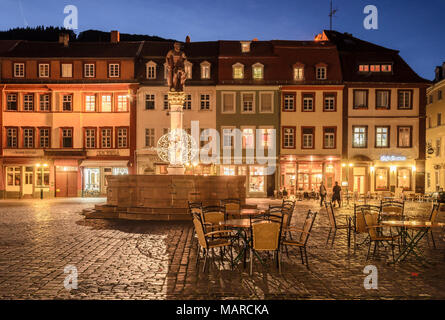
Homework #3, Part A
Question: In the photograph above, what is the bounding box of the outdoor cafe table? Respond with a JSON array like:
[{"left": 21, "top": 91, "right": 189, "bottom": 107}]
[
  {"left": 219, "top": 218, "right": 254, "bottom": 268},
  {"left": 381, "top": 220, "right": 445, "bottom": 263}
]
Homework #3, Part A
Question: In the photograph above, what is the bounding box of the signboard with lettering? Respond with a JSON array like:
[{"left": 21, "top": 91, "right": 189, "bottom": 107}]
[{"left": 380, "top": 155, "right": 407, "bottom": 162}]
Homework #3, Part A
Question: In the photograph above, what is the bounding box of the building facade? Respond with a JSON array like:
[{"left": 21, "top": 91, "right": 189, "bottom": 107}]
[
  {"left": 425, "top": 62, "right": 445, "bottom": 192},
  {"left": 0, "top": 32, "right": 139, "bottom": 198},
  {"left": 324, "top": 30, "right": 429, "bottom": 195}
]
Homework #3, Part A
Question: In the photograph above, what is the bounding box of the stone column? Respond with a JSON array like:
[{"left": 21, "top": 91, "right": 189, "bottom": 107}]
[{"left": 167, "top": 91, "right": 186, "bottom": 175}]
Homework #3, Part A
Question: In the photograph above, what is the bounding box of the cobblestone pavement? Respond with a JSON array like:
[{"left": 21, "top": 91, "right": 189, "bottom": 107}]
[{"left": 0, "top": 198, "right": 444, "bottom": 300}]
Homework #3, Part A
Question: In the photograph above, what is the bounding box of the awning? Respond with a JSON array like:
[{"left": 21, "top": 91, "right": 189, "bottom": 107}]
[{"left": 79, "top": 160, "right": 129, "bottom": 168}]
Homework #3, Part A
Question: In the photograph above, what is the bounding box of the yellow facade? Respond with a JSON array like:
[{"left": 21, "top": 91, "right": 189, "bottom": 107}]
[{"left": 425, "top": 78, "right": 445, "bottom": 192}]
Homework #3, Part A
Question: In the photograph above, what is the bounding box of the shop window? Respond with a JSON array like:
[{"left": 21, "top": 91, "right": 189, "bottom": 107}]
[
  {"left": 375, "top": 168, "right": 389, "bottom": 190},
  {"left": 36, "top": 167, "right": 50, "bottom": 186},
  {"left": 242, "top": 128, "right": 254, "bottom": 149},
  {"left": 221, "top": 165, "right": 236, "bottom": 176},
  {"left": 113, "top": 168, "right": 128, "bottom": 175},
  {"left": 249, "top": 166, "right": 265, "bottom": 193},
  {"left": 84, "top": 168, "right": 100, "bottom": 191},
  {"left": 7, "top": 167, "right": 21, "bottom": 186},
  {"left": 397, "top": 168, "right": 411, "bottom": 190}
]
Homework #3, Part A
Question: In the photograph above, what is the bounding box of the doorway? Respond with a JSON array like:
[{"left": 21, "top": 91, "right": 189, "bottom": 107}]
[
  {"left": 23, "top": 166, "right": 34, "bottom": 196},
  {"left": 56, "top": 171, "right": 77, "bottom": 197}
]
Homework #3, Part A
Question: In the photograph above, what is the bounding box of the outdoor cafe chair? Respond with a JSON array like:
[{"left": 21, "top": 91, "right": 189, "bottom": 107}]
[
  {"left": 188, "top": 201, "right": 203, "bottom": 248},
  {"left": 221, "top": 198, "right": 241, "bottom": 220},
  {"left": 352, "top": 204, "right": 380, "bottom": 253},
  {"left": 325, "top": 201, "right": 351, "bottom": 247},
  {"left": 282, "top": 210, "right": 317, "bottom": 268},
  {"left": 202, "top": 205, "right": 228, "bottom": 237},
  {"left": 249, "top": 213, "right": 284, "bottom": 275},
  {"left": 425, "top": 203, "right": 440, "bottom": 249},
  {"left": 362, "top": 209, "right": 400, "bottom": 262},
  {"left": 192, "top": 212, "right": 236, "bottom": 272},
  {"left": 380, "top": 200, "right": 405, "bottom": 221}
]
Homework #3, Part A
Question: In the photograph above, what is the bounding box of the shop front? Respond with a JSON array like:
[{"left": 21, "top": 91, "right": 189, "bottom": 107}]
[
  {"left": 280, "top": 155, "right": 341, "bottom": 196},
  {"left": 80, "top": 160, "right": 129, "bottom": 196},
  {"left": 219, "top": 164, "right": 272, "bottom": 197}
]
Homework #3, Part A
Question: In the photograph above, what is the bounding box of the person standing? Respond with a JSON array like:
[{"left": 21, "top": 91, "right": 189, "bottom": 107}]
[
  {"left": 319, "top": 182, "right": 327, "bottom": 207},
  {"left": 332, "top": 182, "right": 342, "bottom": 208}
]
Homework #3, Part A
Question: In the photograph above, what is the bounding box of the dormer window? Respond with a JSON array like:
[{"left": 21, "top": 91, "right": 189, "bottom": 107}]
[
  {"left": 370, "top": 65, "right": 381, "bottom": 72},
  {"left": 185, "top": 61, "right": 193, "bottom": 79},
  {"left": 381, "top": 64, "right": 392, "bottom": 72},
  {"left": 316, "top": 64, "right": 327, "bottom": 80},
  {"left": 240, "top": 41, "right": 251, "bottom": 53},
  {"left": 293, "top": 63, "right": 304, "bottom": 81},
  {"left": 232, "top": 63, "right": 244, "bottom": 79},
  {"left": 146, "top": 61, "right": 157, "bottom": 79},
  {"left": 359, "top": 64, "right": 369, "bottom": 72},
  {"left": 200, "top": 61, "right": 211, "bottom": 79},
  {"left": 252, "top": 63, "right": 264, "bottom": 80}
]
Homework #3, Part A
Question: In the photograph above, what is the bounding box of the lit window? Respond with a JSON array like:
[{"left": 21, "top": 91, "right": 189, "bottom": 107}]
[
  {"left": 117, "top": 95, "right": 128, "bottom": 112},
  {"left": 232, "top": 63, "right": 244, "bottom": 79},
  {"left": 108, "top": 63, "right": 120, "bottom": 77},
  {"left": 375, "top": 126, "right": 389, "bottom": 148},
  {"left": 84, "top": 64, "right": 95, "bottom": 77},
  {"left": 14, "top": 63, "right": 25, "bottom": 77},
  {"left": 185, "top": 61, "right": 193, "bottom": 79},
  {"left": 222, "top": 128, "right": 234, "bottom": 148},
  {"left": 146, "top": 61, "right": 156, "bottom": 79},
  {"left": 101, "top": 95, "right": 112, "bottom": 112},
  {"left": 39, "top": 64, "right": 49, "bottom": 77},
  {"left": 61, "top": 63, "right": 72, "bottom": 78},
  {"left": 101, "top": 128, "right": 112, "bottom": 148},
  {"left": 352, "top": 126, "right": 367, "bottom": 148},
  {"left": 397, "top": 168, "right": 411, "bottom": 190},
  {"left": 242, "top": 128, "right": 254, "bottom": 148},
  {"left": 240, "top": 41, "right": 251, "bottom": 53},
  {"left": 370, "top": 65, "right": 381, "bottom": 72},
  {"left": 7, "top": 167, "right": 21, "bottom": 186},
  {"left": 200, "top": 61, "right": 210, "bottom": 79},
  {"left": 359, "top": 65, "right": 369, "bottom": 72},
  {"left": 398, "top": 126, "right": 412, "bottom": 147},
  {"left": 376, "top": 168, "right": 389, "bottom": 190},
  {"left": 293, "top": 66, "right": 304, "bottom": 80},
  {"left": 85, "top": 95, "right": 96, "bottom": 112},
  {"left": 381, "top": 64, "right": 392, "bottom": 72},
  {"left": 252, "top": 63, "right": 264, "bottom": 80},
  {"left": 323, "top": 127, "right": 336, "bottom": 149}
]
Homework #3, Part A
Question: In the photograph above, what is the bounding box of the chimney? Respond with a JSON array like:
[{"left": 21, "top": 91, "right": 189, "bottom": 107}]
[
  {"left": 185, "top": 35, "right": 191, "bottom": 43},
  {"left": 111, "top": 30, "right": 120, "bottom": 43},
  {"left": 59, "top": 33, "right": 69, "bottom": 47}
]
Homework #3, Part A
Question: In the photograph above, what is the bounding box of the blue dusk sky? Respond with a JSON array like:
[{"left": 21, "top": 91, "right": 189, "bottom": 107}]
[{"left": 0, "top": 0, "right": 443, "bottom": 80}]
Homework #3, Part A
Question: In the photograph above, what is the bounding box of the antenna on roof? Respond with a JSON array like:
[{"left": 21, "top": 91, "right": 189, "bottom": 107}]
[{"left": 329, "top": 0, "right": 338, "bottom": 30}]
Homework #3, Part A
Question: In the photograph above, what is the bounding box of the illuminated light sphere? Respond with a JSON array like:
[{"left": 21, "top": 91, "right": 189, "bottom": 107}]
[{"left": 156, "top": 129, "right": 198, "bottom": 165}]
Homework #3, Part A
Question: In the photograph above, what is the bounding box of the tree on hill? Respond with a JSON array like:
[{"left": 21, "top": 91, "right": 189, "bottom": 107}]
[{"left": 0, "top": 26, "right": 76, "bottom": 41}]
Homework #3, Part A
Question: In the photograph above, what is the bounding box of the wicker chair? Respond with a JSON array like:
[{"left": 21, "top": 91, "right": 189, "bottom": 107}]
[
  {"left": 249, "top": 214, "right": 284, "bottom": 275},
  {"left": 188, "top": 201, "right": 203, "bottom": 248},
  {"left": 352, "top": 204, "right": 380, "bottom": 252},
  {"left": 192, "top": 212, "right": 236, "bottom": 272},
  {"left": 282, "top": 210, "right": 317, "bottom": 268},
  {"left": 325, "top": 201, "right": 351, "bottom": 247},
  {"left": 380, "top": 200, "right": 405, "bottom": 221},
  {"left": 362, "top": 209, "right": 400, "bottom": 262},
  {"left": 426, "top": 203, "right": 440, "bottom": 249},
  {"left": 221, "top": 198, "right": 241, "bottom": 220}
]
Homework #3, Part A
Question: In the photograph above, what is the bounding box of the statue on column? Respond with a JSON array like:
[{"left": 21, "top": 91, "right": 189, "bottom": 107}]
[{"left": 166, "top": 42, "right": 188, "bottom": 92}]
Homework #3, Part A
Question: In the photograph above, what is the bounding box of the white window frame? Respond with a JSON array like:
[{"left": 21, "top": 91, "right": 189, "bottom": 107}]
[
  {"left": 146, "top": 61, "right": 157, "bottom": 79},
  {"left": 241, "top": 92, "right": 255, "bottom": 114},
  {"left": 101, "top": 95, "right": 112, "bottom": 112},
  {"left": 145, "top": 94, "right": 155, "bottom": 110},
  {"left": 252, "top": 63, "right": 264, "bottom": 80},
  {"left": 23, "top": 128, "right": 34, "bottom": 148},
  {"left": 7, "top": 93, "right": 18, "bottom": 111},
  {"left": 323, "top": 128, "right": 336, "bottom": 149},
  {"left": 117, "top": 95, "right": 128, "bottom": 112},
  {"left": 117, "top": 128, "right": 128, "bottom": 148},
  {"left": 39, "top": 94, "right": 50, "bottom": 111},
  {"left": 38, "top": 63, "right": 49, "bottom": 78},
  {"left": 302, "top": 94, "right": 314, "bottom": 111},
  {"left": 101, "top": 128, "right": 112, "bottom": 148},
  {"left": 62, "top": 95, "right": 73, "bottom": 111},
  {"left": 221, "top": 92, "right": 236, "bottom": 114},
  {"left": 232, "top": 63, "right": 244, "bottom": 79},
  {"left": 85, "top": 128, "right": 96, "bottom": 149},
  {"left": 259, "top": 91, "right": 274, "bottom": 113},
  {"left": 14, "top": 63, "right": 25, "bottom": 77},
  {"left": 84, "top": 64, "right": 95, "bottom": 78},
  {"left": 259, "top": 126, "right": 274, "bottom": 148},
  {"left": 23, "top": 94, "right": 34, "bottom": 111},
  {"left": 85, "top": 95, "right": 96, "bottom": 112},
  {"left": 293, "top": 66, "right": 304, "bottom": 81},
  {"left": 316, "top": 66, "right": 327, "bottom": 80},
  {"left": 283, "top": 93, "right": 295, "bottom": 111},
  {"left": 283, "top": 127, "right": 295, "bottom": 148},
  {"left": 200, "top": 61, "right": 211, "bottom": 79},
  {"left": 241, "top": 126, "right": 255, "bottom": 149},
  {"left": 39, "top": 128, "right": 50, "bottom": 148},
  {"left": 240, "top": 41, "right": 251, "bottom": 53},
  {"left": 108, "top": 63, "right": 120, "bottom": 78},
  {"left": 302, "top": 128, "right": 314, "bottom": 149}
]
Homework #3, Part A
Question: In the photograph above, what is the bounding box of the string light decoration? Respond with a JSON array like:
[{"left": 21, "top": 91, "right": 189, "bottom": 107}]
[{"left": 156, "top": 129, "right": 198, "bottom": 165}]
